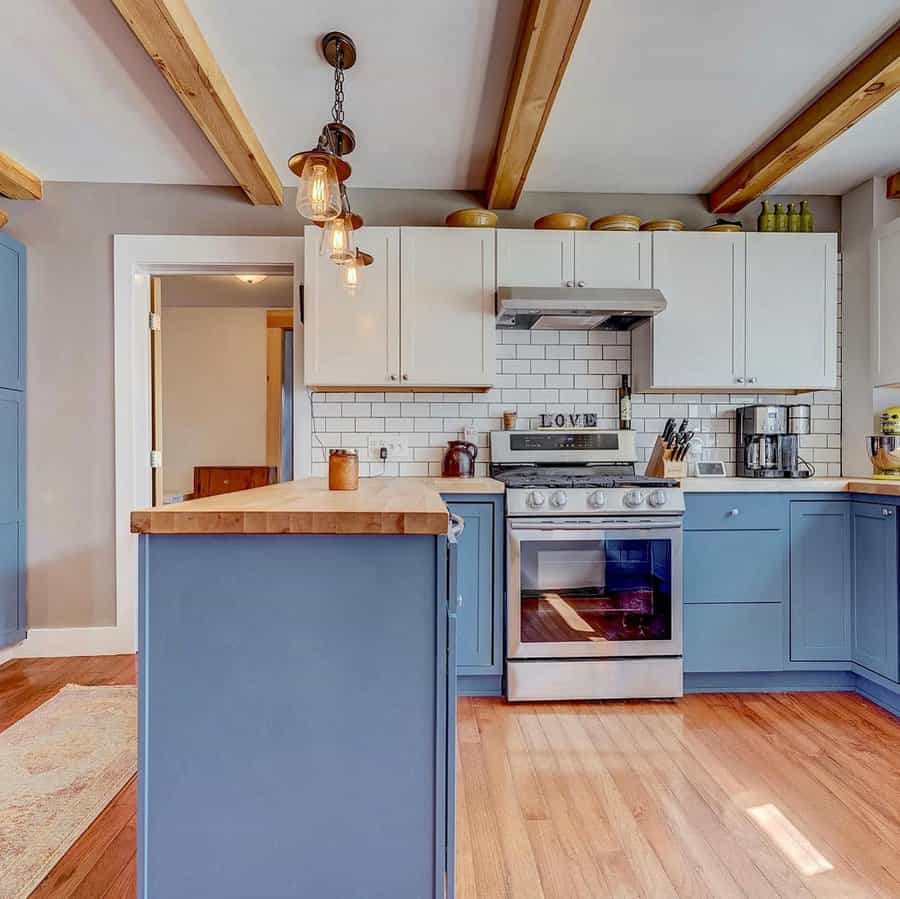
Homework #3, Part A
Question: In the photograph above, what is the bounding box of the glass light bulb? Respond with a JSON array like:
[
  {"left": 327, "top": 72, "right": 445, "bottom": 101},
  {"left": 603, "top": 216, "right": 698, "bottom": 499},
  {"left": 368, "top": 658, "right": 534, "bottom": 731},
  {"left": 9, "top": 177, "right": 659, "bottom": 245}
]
[
  {"left": 329, "top": 217, "right": 355, "bottom": 264},
  {"left": 295, "top": 156, "right": 340, "bottom": 221},
  {"left": 342, "top": 257, "right": 360, "bottom": 293}
]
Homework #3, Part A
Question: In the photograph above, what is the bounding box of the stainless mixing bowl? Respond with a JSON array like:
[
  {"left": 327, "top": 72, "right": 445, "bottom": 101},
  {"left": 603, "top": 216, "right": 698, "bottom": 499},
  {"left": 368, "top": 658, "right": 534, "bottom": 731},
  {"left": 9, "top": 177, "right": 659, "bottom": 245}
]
[{"left": 867, "top": 435, "right": 900, "bottom": 475}]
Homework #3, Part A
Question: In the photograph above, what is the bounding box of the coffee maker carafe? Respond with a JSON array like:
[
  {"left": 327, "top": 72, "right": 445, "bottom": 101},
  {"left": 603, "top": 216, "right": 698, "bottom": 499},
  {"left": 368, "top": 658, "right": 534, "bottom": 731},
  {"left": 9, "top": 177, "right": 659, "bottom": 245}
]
[{"left": 736, "top": 405, "right": 812, "bottom": 479}]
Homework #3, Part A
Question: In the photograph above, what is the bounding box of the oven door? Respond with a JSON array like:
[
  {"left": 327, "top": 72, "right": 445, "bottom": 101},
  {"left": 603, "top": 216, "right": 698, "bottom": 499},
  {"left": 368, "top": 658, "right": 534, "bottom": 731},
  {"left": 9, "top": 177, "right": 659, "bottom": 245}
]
[{"left": 508, "top": 518, "right": 683, "bottom": 659}]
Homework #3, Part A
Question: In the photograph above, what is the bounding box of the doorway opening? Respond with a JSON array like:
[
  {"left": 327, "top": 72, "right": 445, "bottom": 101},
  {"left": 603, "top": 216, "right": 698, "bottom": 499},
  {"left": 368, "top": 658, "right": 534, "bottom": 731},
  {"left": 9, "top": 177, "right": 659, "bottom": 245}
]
[{"left": 148, "top": 273, "right": 295, "bottom": 504}]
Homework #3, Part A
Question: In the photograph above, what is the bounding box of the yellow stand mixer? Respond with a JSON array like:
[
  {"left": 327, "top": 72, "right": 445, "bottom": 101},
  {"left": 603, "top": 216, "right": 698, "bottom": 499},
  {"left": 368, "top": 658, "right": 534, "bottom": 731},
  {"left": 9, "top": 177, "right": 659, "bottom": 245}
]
[{"left": 868, "top": 406, "right": 900, "bottom": 479}]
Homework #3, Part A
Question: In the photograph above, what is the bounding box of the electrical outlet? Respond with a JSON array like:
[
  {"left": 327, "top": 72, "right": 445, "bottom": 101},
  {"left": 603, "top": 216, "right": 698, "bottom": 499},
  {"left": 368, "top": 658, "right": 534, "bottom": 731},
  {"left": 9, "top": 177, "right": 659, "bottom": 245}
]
[{"left": 367, "top": 435, "right": 410, "bottom": 461}]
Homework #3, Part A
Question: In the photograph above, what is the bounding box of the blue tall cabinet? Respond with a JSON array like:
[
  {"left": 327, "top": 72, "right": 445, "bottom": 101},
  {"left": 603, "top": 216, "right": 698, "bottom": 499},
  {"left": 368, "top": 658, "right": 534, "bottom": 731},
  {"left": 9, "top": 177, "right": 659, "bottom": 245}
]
[{"left": 0, "top": 234, "right": 25, "bottom": 648}]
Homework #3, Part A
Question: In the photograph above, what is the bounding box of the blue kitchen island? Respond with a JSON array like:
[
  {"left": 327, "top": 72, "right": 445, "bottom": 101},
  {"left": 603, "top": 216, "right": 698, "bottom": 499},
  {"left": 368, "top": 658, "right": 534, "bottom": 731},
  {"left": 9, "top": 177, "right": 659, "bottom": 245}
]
[{"left": 131, "top": 478, "right": 462, "bottom": 899}]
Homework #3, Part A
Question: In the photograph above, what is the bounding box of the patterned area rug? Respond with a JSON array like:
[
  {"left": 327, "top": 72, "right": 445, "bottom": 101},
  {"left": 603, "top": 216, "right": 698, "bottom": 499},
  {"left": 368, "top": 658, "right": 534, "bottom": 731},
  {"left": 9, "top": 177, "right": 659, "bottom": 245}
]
[{"left": 0, "top": 684, "right": 137, "bottom": 899}]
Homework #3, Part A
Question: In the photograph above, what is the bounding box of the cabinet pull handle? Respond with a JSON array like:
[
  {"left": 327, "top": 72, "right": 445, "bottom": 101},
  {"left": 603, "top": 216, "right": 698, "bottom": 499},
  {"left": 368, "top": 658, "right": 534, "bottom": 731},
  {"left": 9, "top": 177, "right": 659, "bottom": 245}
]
[
  {"left": 577, "top": 280, "right": 585, "bottom": 288},
  {"left": 728, "top": 508, "right": 740, "bottom": 517}
]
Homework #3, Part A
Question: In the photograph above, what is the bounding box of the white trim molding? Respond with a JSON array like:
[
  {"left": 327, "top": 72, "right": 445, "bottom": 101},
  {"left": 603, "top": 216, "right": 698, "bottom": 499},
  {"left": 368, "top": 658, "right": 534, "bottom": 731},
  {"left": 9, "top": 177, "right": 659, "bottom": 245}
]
[{"left": 18, "top": 235, "right": 310, "bottom": 662}]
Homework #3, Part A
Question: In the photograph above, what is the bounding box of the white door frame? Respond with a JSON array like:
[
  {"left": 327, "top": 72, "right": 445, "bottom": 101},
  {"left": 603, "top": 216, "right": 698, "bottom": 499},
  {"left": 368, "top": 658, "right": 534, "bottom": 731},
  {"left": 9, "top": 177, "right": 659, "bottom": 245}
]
[{"left": 109, "top": 235, "right": 307, "bottom": 655}]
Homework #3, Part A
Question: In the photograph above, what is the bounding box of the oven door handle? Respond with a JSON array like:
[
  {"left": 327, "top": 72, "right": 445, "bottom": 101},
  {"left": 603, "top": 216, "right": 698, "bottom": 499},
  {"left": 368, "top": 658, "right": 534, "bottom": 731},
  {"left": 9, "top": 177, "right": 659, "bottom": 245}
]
[{"left": 509, "top": 518, "right": 682, "bottom": 532}]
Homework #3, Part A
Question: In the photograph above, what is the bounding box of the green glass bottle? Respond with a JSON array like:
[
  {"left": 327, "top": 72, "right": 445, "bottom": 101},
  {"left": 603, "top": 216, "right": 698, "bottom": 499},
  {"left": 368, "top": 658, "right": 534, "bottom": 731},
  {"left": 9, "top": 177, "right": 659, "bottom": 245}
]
[
  {"left": 774, "top": 203, "right": 788, "bottom": 232},
  {"left": 799, "top": 200, "right": 813, "bottom": 233},
  {"left": 757, "top": 200, "right": 775, "bottom": 232},
  {"left": 788, "top": 203, "right": 801, "bottom": 232}
]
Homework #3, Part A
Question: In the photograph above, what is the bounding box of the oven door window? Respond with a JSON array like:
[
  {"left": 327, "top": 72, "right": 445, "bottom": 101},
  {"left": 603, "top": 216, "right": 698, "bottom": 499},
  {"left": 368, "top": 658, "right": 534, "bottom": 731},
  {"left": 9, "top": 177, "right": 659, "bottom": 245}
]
[{"left": 518, "top": 537, "right": 672, "bottom": 644}]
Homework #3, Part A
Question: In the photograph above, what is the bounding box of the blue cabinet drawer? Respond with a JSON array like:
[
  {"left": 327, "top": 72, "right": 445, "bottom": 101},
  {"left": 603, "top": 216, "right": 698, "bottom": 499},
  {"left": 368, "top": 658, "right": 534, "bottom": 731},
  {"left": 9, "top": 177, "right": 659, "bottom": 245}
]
[
  {"left": 685, "top": 529, "right": 787, "bottom": 604},
  {"left": 684, "top": 603, "right": 784, "bottom": 672},
  {"left": 685, "top": 494, "right": 786, "bottom": 531}
]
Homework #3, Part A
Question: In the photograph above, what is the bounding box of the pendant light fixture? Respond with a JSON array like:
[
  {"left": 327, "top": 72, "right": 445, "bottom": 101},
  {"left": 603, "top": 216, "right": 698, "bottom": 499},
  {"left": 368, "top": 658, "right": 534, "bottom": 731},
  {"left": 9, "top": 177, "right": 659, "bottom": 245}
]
[{"left": 289, "top": 32, "right": 371, "bottom": 292}]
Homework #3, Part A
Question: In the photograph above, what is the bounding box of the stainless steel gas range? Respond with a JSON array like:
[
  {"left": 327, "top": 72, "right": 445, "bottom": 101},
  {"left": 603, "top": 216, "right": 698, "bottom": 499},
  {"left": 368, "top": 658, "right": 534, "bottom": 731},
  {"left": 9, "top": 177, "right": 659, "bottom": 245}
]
[{"left": 491, "top": 429, "right": 684, "bottom": 702}]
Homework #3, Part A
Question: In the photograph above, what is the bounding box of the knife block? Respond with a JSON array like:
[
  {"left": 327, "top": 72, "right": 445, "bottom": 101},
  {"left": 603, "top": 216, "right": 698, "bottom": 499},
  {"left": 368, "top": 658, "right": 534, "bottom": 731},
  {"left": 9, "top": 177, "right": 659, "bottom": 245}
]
[{"left": 645, "top": 437, "right": 688, "bottom": 479}]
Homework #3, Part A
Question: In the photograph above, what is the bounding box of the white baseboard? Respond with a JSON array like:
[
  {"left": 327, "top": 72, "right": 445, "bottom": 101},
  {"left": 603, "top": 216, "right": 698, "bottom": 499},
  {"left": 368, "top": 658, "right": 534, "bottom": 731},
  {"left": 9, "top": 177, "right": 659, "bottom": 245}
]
[{"left": 0, "top": 627, "right": 136, "bottom": 662}]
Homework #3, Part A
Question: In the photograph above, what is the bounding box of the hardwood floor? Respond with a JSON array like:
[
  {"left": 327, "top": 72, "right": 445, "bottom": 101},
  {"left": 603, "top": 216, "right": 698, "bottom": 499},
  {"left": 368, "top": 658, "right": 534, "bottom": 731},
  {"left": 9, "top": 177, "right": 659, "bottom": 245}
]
[{"left": 3, "top": 657, "right": 900, "bottom": 897}]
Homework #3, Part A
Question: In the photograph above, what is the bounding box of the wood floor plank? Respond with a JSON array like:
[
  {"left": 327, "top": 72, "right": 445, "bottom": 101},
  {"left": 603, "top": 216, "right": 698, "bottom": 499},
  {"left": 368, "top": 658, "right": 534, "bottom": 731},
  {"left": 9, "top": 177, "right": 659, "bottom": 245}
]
[{"left": 5, "top": 656, "right": 900, "bottom": 899}]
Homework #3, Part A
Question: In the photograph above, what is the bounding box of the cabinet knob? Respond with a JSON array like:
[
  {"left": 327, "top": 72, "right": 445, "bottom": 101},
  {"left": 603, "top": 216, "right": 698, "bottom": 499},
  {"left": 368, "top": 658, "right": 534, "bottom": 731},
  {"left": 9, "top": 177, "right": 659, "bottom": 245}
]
[
  {"left": 402, "top": 374, "right": 409, "bottom": 381},
  {"left": 735, "top": 377, "right": 745, "bottom": 384},
  {"left": 577, "top": 280, "right": 585, "bottom": 288},
  {"left": 389, "top": 374, "right": 398, "bottom": 381},
  {"left": 728, "top": 508, "right": 740, "bottom": 517},
  {"left": 883, "top": 508, "right": 894, "bottom": 517},
  {"left": 565, "top": 280, "right": 574, "bottom": 288},
  {"left": 748, "top": 377, "right": 758, "bottom": 384}
]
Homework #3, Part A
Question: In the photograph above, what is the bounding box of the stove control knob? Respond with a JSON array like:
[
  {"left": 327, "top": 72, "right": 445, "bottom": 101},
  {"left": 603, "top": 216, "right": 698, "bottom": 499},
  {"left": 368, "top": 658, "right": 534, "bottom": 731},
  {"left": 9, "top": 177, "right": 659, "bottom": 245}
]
[
  {"left": 527, "top": 490, "right": 546, "bottom": 509},
  {"left": 648, "top": 490, "right": 668, "bottom": 508},
  {"left": 550, "top": 491, "right": 568, "bottom": 508},
  {"left": 624, "top": 489, "right": 645, "bottom": 508},
  {"left": 588, "top": 491, "right": 607, "bottom": 509}
]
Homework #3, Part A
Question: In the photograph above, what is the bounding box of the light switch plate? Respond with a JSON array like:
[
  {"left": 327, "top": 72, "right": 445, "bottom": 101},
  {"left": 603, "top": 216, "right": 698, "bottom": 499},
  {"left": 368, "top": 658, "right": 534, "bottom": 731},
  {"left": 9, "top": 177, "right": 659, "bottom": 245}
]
[{"left": 367, "top": 435, "right": 410, "bottom": 461}]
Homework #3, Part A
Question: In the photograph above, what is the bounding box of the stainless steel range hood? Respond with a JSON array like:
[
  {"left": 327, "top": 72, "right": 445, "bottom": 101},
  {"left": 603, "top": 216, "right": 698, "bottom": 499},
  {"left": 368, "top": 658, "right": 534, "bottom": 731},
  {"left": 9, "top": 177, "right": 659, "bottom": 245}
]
[{"left": 496, "top": 286, "right": 667, "bottom": 331}]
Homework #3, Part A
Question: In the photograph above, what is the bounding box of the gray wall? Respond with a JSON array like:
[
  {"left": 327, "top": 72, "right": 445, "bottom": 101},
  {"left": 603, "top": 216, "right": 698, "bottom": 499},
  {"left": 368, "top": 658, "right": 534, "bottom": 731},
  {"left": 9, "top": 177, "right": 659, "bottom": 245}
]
[{"left": 3, "top": 182, "right": 840, "bottom": 629}]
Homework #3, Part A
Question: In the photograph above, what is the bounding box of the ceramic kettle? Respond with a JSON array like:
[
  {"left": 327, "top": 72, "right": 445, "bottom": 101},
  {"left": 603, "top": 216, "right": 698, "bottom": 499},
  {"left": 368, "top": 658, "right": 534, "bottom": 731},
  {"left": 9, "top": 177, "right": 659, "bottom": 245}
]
[{"left": 442, "top": 441, "right": 478, "bottom": 478}]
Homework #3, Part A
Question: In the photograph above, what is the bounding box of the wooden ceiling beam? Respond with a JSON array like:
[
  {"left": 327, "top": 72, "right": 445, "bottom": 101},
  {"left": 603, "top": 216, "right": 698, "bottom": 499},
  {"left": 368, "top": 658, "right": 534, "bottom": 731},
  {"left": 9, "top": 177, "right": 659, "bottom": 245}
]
[
  {"left": 709, "top": 23, "right": 900, "bottom": 214},
  {"left": 485, "top": 0, "right": 591, "bottom": 209},
  {"left": 888, "top": 172, "right": 900, "bottom": 199},
  {"left": 111, "top": 0, "right": 282, "bottom": 206},
  {"left": 0, "top": 152, "right": 42, "bottom": 200}
]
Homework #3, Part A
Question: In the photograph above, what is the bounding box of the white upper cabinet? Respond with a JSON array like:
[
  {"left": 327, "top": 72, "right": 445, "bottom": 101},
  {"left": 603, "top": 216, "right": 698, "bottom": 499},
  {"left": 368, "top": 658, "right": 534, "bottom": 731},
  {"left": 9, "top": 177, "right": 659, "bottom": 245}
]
[
  {"left": 400, "top": 227, "right": 496, "bottom": 388},
  {"left": 745, "top": 233, "right": 837, "bottom": 390},
  {"left": 497, "top": 230, "right": 573, "bottom": 287},
  {"left": 873, "top": 219, "right": 900, "bottom": 388},
  {"left": 304, "top": 226, "right": 400, "bottom": 387},
  {"left": 573, "top": 231, "right": 651, "bottom": 288},
  {"left": 635, "top": 232, "right": 837, "bottom": 392},
  {"left": 633, "top": 232, "right": 745, "bottom": 391}
]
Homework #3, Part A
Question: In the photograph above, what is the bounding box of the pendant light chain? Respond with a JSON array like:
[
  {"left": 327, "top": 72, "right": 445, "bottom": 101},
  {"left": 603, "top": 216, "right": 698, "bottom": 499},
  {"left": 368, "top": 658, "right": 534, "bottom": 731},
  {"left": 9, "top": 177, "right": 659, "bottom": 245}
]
[{"left": 332, "top": 45, "right": 345, "bottom": 125}]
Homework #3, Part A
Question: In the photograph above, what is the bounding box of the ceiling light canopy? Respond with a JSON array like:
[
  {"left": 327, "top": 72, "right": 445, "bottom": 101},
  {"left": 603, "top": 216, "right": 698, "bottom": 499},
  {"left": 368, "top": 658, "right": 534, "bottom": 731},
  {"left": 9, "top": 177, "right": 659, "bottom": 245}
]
[
  {"left": 289, "top": 31, "right": 372, "bottom": 292},
  {"left": 234, "top": 274, "right": 268, "bottom": 285}
]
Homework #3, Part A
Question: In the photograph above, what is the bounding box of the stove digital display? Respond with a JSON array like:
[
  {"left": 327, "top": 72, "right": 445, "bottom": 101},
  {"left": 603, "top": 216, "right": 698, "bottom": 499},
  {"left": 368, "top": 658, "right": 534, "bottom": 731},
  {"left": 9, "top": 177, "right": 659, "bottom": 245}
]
[{"left": 509, "top": 433, "right": 620, "bottom": 451}]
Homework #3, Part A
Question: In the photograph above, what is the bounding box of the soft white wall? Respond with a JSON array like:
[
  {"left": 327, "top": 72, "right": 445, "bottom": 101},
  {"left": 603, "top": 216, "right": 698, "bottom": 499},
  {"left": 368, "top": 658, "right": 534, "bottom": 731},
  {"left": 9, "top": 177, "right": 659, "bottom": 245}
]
[
  {"left": 161, "top": 307, "right": 268, "bottom": 497},
  {"left": 840, "top": 177, "right": 900, "bottom": 475}
]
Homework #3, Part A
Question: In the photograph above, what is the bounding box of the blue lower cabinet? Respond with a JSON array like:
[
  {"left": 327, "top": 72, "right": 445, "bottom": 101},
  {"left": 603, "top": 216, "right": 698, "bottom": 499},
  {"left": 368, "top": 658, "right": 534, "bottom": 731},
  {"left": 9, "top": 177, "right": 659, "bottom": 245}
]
[
  {"left": 852, "top": 501, "right": 899, "bottom": 681},
  {"left": 0, "top": 388, "right": 24, "bottom": 647},
  {"left": 789, "top": 501, "right": 852, "bottom": 662},
  {"left": 444, "top": 496, "right": 504, "bottom": 695},
  {"left": 684, "top": 603, "right": 783, "bottom": 672}
]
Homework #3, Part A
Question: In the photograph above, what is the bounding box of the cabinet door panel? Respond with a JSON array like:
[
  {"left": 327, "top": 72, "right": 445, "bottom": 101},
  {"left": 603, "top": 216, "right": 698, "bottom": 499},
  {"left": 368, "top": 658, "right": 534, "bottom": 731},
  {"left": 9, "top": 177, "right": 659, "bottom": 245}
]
[
  {"left": 303, "top": 226, "right": 400, "bottom": 387},
  {"left": 497, "top": 230, "right": 573, "bottom": 287},
  {"left": 874, "top": 220, "right": 900, "bottom": 387},
  {"left": 447, "top": 502, "right": 494, "bottom": 670},
  {"left": 640, "top": 232, "right": 745, "bottom": 389},
  {"left": 0, "top": 388, "right": 24, "bottom": 646},
  {"left": 0, "top": 236, "right": 24, "bottom": 391},
  {"left": 790, "top": 501, "right": 851, "bottom": 661},
  {"left": 574, "top": 231, "right": 650, "bottom": 287},
  {"left": 852, "top": 502, "right": 899, "bottom": 680},
  {"left": 746, "top": 233, "right": 837, "bottom": 390},
  {"left": 400, "top": 228, "right": 495, "bottom": 387},
  {"left": 684, "top": 603, "right": 783, "bottom": 672},
  {"left": 685, "top": 529, "right": 787, "bottom": 604}
]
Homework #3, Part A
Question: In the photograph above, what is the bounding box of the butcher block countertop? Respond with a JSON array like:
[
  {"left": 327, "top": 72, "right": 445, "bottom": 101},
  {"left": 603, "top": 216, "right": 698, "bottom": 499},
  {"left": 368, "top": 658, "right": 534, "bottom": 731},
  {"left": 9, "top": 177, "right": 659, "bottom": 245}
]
[{"left": 131, "top": 477, "right": 505, "bottom": 535}]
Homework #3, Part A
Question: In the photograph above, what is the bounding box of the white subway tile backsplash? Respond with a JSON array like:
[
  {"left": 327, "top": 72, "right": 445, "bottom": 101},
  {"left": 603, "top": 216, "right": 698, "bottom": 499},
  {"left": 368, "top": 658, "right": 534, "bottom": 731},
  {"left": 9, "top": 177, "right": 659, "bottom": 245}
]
[{"left": 312, "top": 278, "right": 842, "bottom": 477}]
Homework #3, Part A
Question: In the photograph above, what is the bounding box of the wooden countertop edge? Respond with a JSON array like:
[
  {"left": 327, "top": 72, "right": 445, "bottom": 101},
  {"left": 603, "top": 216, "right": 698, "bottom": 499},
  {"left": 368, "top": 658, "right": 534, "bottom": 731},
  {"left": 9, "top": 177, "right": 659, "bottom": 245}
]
[{"left": 130, "top": 509, "right": 450, "bottom": 536}]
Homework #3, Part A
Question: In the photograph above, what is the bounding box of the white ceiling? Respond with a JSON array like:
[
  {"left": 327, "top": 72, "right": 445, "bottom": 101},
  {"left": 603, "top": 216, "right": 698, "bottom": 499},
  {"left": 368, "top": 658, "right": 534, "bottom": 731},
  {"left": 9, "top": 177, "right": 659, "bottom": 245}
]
[
  {"left": 2, "top": 0, "right": 899, "bottom": 197},
  {"left": 160, "top": 275, "right": 293, "bottom": 308},
  {"left": 527, "top": 0, "right": 900, "bottom": 195}
]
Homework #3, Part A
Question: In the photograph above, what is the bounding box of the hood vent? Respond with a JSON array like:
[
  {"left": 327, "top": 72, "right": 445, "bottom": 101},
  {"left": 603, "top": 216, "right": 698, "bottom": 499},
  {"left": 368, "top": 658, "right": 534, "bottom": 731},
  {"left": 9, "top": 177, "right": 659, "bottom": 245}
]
[{"left": 496, "top": 286, "right": 667, "bottom": 331}]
